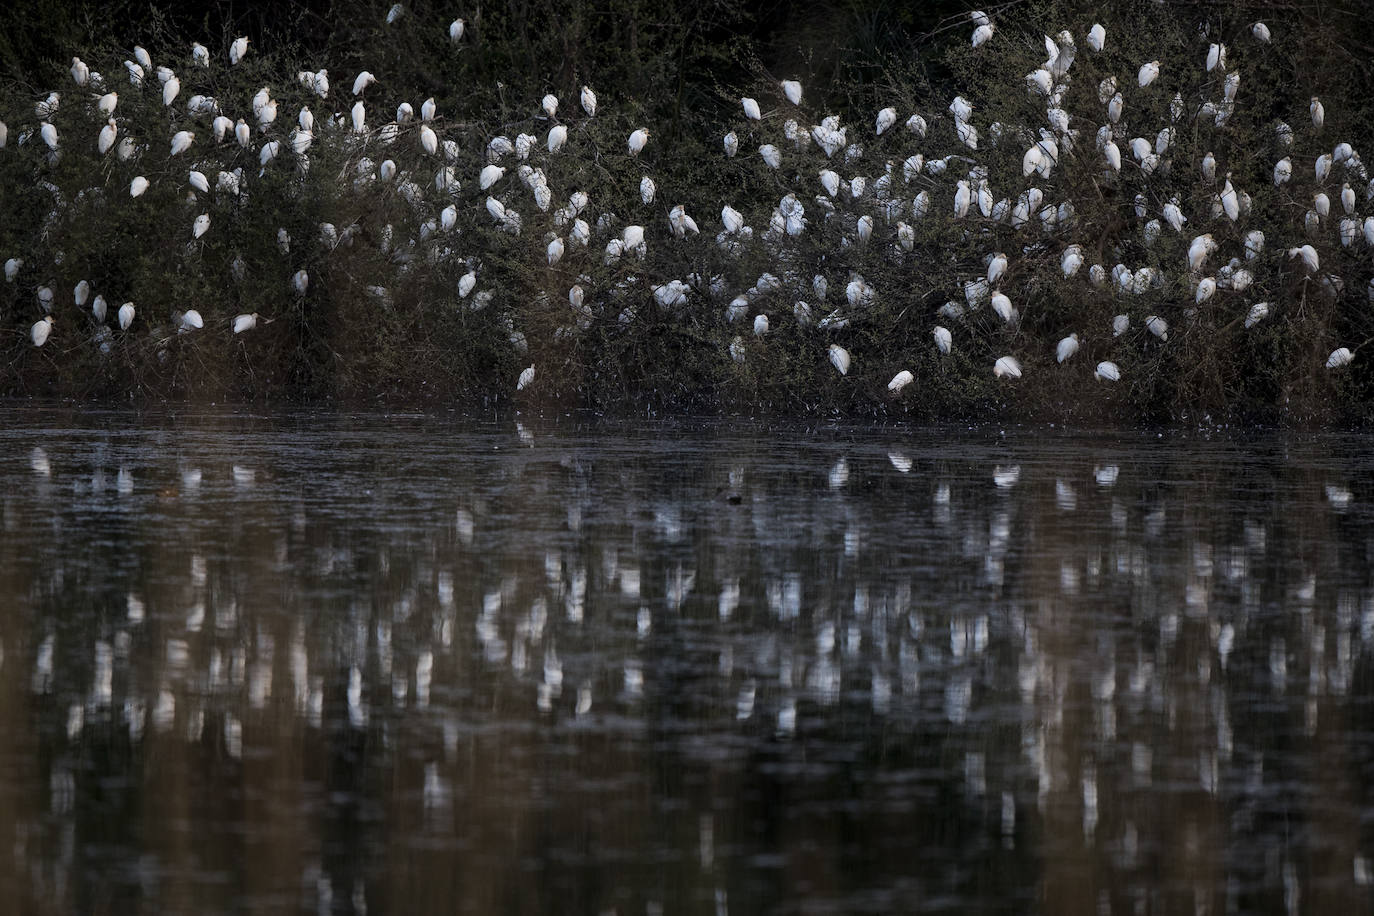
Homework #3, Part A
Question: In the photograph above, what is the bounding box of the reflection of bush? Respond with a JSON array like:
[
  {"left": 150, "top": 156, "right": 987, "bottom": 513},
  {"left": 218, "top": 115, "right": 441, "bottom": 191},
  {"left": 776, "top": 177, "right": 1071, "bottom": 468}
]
[{"left": 2, "top": 1, "right": 1374, "bottom": 421}]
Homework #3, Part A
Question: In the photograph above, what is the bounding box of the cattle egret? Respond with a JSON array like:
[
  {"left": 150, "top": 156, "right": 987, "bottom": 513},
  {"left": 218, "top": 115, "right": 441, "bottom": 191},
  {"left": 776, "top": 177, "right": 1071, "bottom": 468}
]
[
  {"left": 118, "top": 303, "right": 135, "bottom": 330},
  {"left": 31, "top": 317, "right": 53, "bottom": 347},
  {"left": 480, "top": 164, "right": 505, "bottom": 189},
  {"left": 230, "top": 37, "right": 249, "bottom": 65},
  {"left": 1195, "top": 277, "right": 1217, "bottom": 303},
  {"left": 97, "top": 119, "right": 117, "bottom": 155},
  {"left": 888, "top": 370, "right": 914, "bottom": 392},
  {"left": 1145, "top": 316, "right": 1168, "bottom": 340},
  {"left": 162, "top": 76, "right": 180, "bottom": 107},
  {"left": 742, "top": 97, "right": 761, "bottom": 120},
  {"left": 1327, "top": 347, "right": 1353, "bottom": 369},
  {"left": 972, "top": 23, "right": 994, "bottom": 47},
  {"left": 875, "top": 107, "right": 896, "bottom": 135},
  {"left": 1206, "top": 43, "right": 1225, "bottom": 72},
  {"left": 828, "top": 344, "right": 851, "bottom": 375},
  {"left": 782, "top": 80, "right": 802, "bottom": 105},
  {"left": 1087, "top": 24, "right": 1105, "bottom": 52},
  {"left": 1341, "top": 183, "right": 1356, "bottom": 213},
  {"left": 1138, "top": 61, "right": 1159, "bottom": 87},
  {"left": 1188, "top": 234, "right": 1217, "bottom": 272},
  {"left": 991, "top": 291, "right": 1014, "bottom": 322},
  {"left": 1288, "top": 245, "right": 1319, "bottom": 272},
  {"left": 581, "top": 86, "right": 597, "bottom": 117},
  {"left": 40, "top": 122, "right": 58, "bottom": 150},
  {"left": 953, "top": 180, "right": 971, "bottom": 217},
  {"left": 933, "top": 326, "right": 952, "bottom": 354},
  {"left": 625, "top": 128, "right": 649, "bottom": 155},
  {"left": 547, "top": 237, "right": 564, "bottom": 265},
  {"left": 993, "top": 356, "right": 1021, "bottom": 378},
  {"left": 418, "top": 124, "right": 437, "bottom": 156},
  {"left": 170, "top": 130, "right": 194, "bottom": 156},
  {"left": 1095, "top": 361, "right": 1120, "bottom": 381},
  {"left": 1316, "top": 153, "right": 1333, "bottom": 182},
  {"left": 192, "top": 214, "right": 210, "bottom": 238},
  {"left": 517, "top": 366, "right": 536, "bottom": 390},
  {"left": 1244, "top": 302, "right": 1270, "bottom": 328},
  {"left": 1252, "top": 22, "right": 1271, "bottom": 42},
  {"left": 1244, "top": 230, "right": 1265, "bottom": 259},
  {"left": 753, "top": 314, "right": 769, "bottom": 337},
  {"left": 233, "top": 313, "right": 258, "bottom": 333},
  {"left": 450, "top": 19, "right": 465, "bottom": 42},
  {"left": 1311, "top": 97, "right": 1324, "bottom": 130},
  {"left": 90, "top": 296, "right": 107, "bottom": 321},
  {"left": 1056, "top": 334, "right": 1079, "bottom": 363},
  {"left": 353, "top": 71, "right": 376, "bottom": 95},
  {"left": 292, "top": 269, "right": 309, "bottom": 296}
]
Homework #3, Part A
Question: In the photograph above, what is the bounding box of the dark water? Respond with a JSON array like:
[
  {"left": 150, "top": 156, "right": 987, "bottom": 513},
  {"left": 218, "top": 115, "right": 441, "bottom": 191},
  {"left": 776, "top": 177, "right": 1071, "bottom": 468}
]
[{"left": 4, "top": 409, "right": 1374, "bottom": 915}]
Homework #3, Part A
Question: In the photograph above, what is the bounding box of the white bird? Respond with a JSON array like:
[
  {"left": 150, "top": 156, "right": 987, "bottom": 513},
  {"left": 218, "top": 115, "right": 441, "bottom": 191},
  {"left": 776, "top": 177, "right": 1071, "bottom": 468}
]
[
  {"left": 1095, "top": 361, "right": 1121, "bottom": 381},
  {"left": 888, "top": 370, "right": 914, "bottom": 392},
  {"left": 1311, "top": 96, "right": 1324, "bottom": 130},
  {"left": 230, "top": 36, "right": 249, "bottom": 65},
  {"left": 993, "top": 356, "right": 1021, "bottom": 378},
  {"left": 71, "top": 56, "right": 89, "bottom": 86},
  {"left": 192, "top": 42, "right": 210, "bottom": 66},
  {"left": 547, "top": 124, "right": 567, "bottom": 153},
  {"left": 178, "top": 309, "right": 203, "bottom": 331},
  {"left": 875, "top": 107, "right": 896, "bottom": 135},
  {"left": 547, "top": 237, "right": 564, "bottom": 265},
  {"left": 742, "top": 97, "right": 761, "bottom": 120},
  {"left": 1137, "top": 61, "right": 1159, "bottom": 87},
  {"left": 1342, "top": 183, "right": 1357, "bottom": 213},
  {"left": 1316, "top": 153, "right": 1333, "bottom": 182},
  {"left": 933, "top": 326, "right": 952, "bottom": 354},
  {"left": 1061, "top": 246, "right": 1084, "bottom": 276},
  {"left": 1202, "top": 151, "right": 1217, "bottom": 182},
  {"left": 581, "top": 86, "right": 597, "bottom": 117},
  {"left": 1163, "top": 199, "right": 1186, "bottom": 232},
  {"left": 759, "top": 144, "right": 781, "bottom": 168},
  {"left": 97, "top": 119, "right": 117, "bottom": 155},
  {"left": 98, "top": 91, "right": 118, "bottom": 116},
  {"left": 1288, "top": 244, "right": 1319, "bottom": 272},
  {"left": 192, "top": 214, "right": 210, "bottom": 238},
  {"left": 480, "top": 164, "right": 505, "bottom": 190},
  {"left": 118, "top": 302, "right": 136, "bottom": 330},
  {"left": 40, "top": 122, "right": 58, "bottom": 150},
  {"left": 1056, "top": 334, "right": 1079, "bottom": 363},
  {"left": 162, "top": 76, "right": 180, "bottom": 107},
  {"left": 396, "top": 101, "right": 413, "bottom": 124},
  {"left": 1188, "top": 234, "right": 1217, "bottom": 272},
  {"left": 640, "top": 176, "right": 655, "bottom": 205},
  {"left": 1327, "top": 347, "right": 1353, "bottom": 369},
  {"left": 31, "top": 317, "right": 53, "bottom": 347},
  {"left": 953, "top": 180, "right": 971, "bottom": 217},
  {"left": 235, "top": 119, "right": 251, "bottom": 147},
  {"left": 540, "top": 94, "right": 557, "bottom": 118},
  {"left": 292, "top": 269, "right": 309, "bottom": 296},
  {"left": 1244, "top": 302, "right": 1270, "bottom": 328},
  {"left": 1220, "top": 179, "right": 1240, "bottom": 221},
  {"left": 92, "top": 295, "right": 107, "bottom": 322},
  {"left": 130, "top": 176, "right": 149, "bottom": 197},
  {"left": 419, "top": 124, "right": 437, "bottom": 156},
  {"left": 1206, "top": 43, "right": 1226, "bottom": 72},
  {"left": 1087, "top": 24, "right": 1105, "bottom": 52},
  {"left": 352, "top": 71, "right": 376, "bottom": 95},
  {"left": 1274, "top": 157, "right": 1292, "bottom": 186},
  {"left": 1315, "top": 192, "right": 1330, "bottom": 218},
  {"left": 259, "top": 140, "right": 280, "bottom": 166},
  {"left": 4, "top": 258, "right": 19, "bottom": 282},
  {"left": 1195, "top": 277, "right": 1217, "bottom": 303},
  {"left": 1145, "top": 316, "right": 1168, "bottom": 340},
  {"left": 991, "top": 291, "right": 1015, "bottom": 323},
  {"left": 517, "top": 366, "right": 536, "bottom": 390},
  {"left": 170, "top": 130, "right": 195, "bottom": 156},
  {"left": 781, "top": 80, "right": 802, "bottom": 105},
  {"left": 972, "top": 23, "right": 994, "bottom": 47},
  {"left": 1244, "top": 230, "right": 1265, "bottom": 259},
  {"left": 233, "top": 313, "right": 258, "bottom": 333},
  {"left": 189, "top": 170, "right": 209, "bottom": 193},
  {"left": 450, "top": 19, "right": 465, "bottom": 42},
  {"left": 753, "top": 314, "right": 769, "bottom": 337},
  {"left": 828, "top": 344, "right": 851, "bottom": 376},
  {"left": 987, "top": 252, "right": 1008, "bottom": 285},
  {"left": 1252, "top": 22, "right": 1271, "bottom": 42}
]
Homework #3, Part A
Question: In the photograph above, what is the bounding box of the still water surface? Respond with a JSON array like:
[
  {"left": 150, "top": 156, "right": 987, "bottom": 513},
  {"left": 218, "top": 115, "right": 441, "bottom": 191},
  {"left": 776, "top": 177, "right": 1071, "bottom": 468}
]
[{"left": 3, "top": 409, "right": 1374, "bottom": 914}]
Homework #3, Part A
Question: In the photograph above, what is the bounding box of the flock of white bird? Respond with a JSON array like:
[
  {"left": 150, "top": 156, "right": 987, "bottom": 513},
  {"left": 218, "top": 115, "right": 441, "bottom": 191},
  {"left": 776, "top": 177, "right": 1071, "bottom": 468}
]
[{"left": 2, "top": 6, "right": 1371, "bottom": 400}]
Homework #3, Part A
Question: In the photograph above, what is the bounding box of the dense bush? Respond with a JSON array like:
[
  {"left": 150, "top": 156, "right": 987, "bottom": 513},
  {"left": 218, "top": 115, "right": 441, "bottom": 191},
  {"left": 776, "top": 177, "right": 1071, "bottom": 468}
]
[{"left": 2, "top": 0, "right": 1374, "bottom": 423}]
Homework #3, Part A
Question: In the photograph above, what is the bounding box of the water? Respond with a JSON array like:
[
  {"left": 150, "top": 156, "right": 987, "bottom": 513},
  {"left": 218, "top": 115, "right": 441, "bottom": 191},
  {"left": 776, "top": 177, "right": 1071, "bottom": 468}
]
[{"left": 4, "top": 409, "right": 1374, "bottom": 914}]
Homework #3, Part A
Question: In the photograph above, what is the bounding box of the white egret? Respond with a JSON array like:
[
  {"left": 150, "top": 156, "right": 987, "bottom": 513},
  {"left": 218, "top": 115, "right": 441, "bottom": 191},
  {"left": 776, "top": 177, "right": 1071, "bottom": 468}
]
[
  {"left": 1244, "top": 302, "right": 1270, "bottom": 328},
  {"left": 1220, "top": 179, "right": 1240, "bottom": 221},
  {"left": 192, "top": 214, "right": 210, "bottom": 238},
  {"left": 581, "top": 86, "right": 597, "bottom": 117},
  {"left": 541, "top": 94, "right": 557, "bottom": 118},
  {"left": 1244, "top": 230, "right": 1265, "bottom": 259},
  {"left": 396, "top": 101, "right": 413, "bottom": 123},
  {"left": 628, "top": 128, "right": 649, "bottom": 155},
  {"left": 259, "top": 140, "right": 280, "bottom": 166},
  {"left": 352, "top": 71, "right": 376, "bottom": 95},
  {"left": 1195, "top": 277, "right": 1216, "bottom": 303},
  {"left": 1311, "top": 96, "right": 1324, "bottom": 130},
  {"left": 125, "top": 60, "right": 144, "bottom": 85},
  {"left": 118, "top": 302, "right": 135, "bottom": 330},
  {"left": 1201, "top": 151, "right": 1216, "bottom": 182},
  {"left": 1206, "top": 43, "right": 1225, "bottom": 72},
  {"left": 440, "top": 204, "right": 457, "bottom": 231},
  {"left": 73, "top": 280, "right": 89, "bottom": 308},
  {"left": 953, "top": 180, "right": 971, "bottom": 217},
  {"left": 640, "top": 177, "right": 655, "bottom": 205},
  {"left": 7, "top": 258, "right": 23, "bottom": 281},
  {"left": 1252, "top": 22, "right": 1271, "bottom": 42},
  {"left": 98, "top": 91, "right": 118, "bottom": 116},
  {"left": 993, "top": 356, "right": 1022, "bottom": 378},
  {"left": 170, "top": 130, "right": 194, "bottom": 155},
  {"left": 129, "top": 176, "right": 149, "bottom": 197},
  {"left": 991, "top": 291, "right": 1015, "bottom": 323},
  {"left": 828, "top": 344, "right": 851, "bottom": 376},
  {"left": 1061, "top": 246, "right": 1084, "bottom": 276},
  {"left": 192, "top": 42, "right": 209, "bottom": 66},
  {"left": 888, "top": 370, "right": 914, "bottom": 392},
  {"left": 782, "top": 80, "right": 802, "bottom": 105},
  {"left": 40, "top": 122, "right": 58, "bottom": 150},
  {"left": 1188, "top": 234, "right": 1217, "bottom": 272},
  {"left": 235, "top": 119, "right": 251, "bottom": 147},
  {"left": 1057, "top": 334, "right": 1079, "bottom": 363},
  {"left": 1145, "top": 316, "right": 1168, "bottom": 340},
  {"left": 97, "top": 119, "right": 117, "bottom": 155},
  {"left": 1315, "top": 191, "right": 1330, "bottom": 217},
  {"left": 92, "top": 295, "right": 106, "bottom": 321},
  {"left": 972, "top": 23, "right": 994, "bottom": 47},
  {"left": 1316, "top": 153, "right": 1333, "bottom": 182},
  {"left": 71, "top": 56, "right": 89, "bottom": 86},
  {"left": 1288, "top": 244, "right": 1319, "bottom": 272},
  {"left": 987, "top": 252, "right": 1008, "bottom": 285},
  {"left": 230, "top": 37, "right": 249, "bottom": 65},
  {"left": 480, "top": 164, "right": 505, "bottom": 189},
  {"left": 548, "top": 124, "right": 567, "bottom": 153},
  {"left": 1162, "top": 198, "right": 1186, "bottom": 232},
  {"left": 753, "top": 314, "right": 769, "bottom": 336},
  {"left": 292, "top": 269, "right": 309, "bottom": 296},
  {"left": 759, "top": 144, "right": 781, "bottom": 168},
  {"left": 742, "top": 97, "right": 761, "bottom": 120},
  {"left": 162, "top": 75, "right": 180, "bottom": 107},
  {"left": 233, "top": 313, "right": 258, "bottom": 333},
  {"left": 547, "top": 237, "right": 564, "bottom": 265},
  {"left": 31, "top": 316, "right": 53, "bottom": 346},
  {"left": 1274, "top": 157, "right": 1292, "bottom": 186},
  {"left": 419, "top": 124, "right": 437, "bottom": 156},
  {"left": 1104, "top": 141, "right": 1121, "bottom": 172},
  {"left": 187, "top": 170, "right": 209, "bottom": 194},
  {"left": 1327, "top": 347, "right": 1353, "bottom": 369},
  {"left": 1137, "top": 61, "right": 1159, "bottom": 87},
  {"left": 875, "top": 107, "right": 896, "bottom": 135},
  {"left": 933, "top": 326, "right": 952, "bottom": 354},
  {"left": 1341, "top": 182, "right": 1356, "bottom": 213},
  {"left": 1095, "top": 361, "right": 1121, "bottom": 381},
  {"left": 450, "top": 19, "right": 465, "bottom": 42},
  {"left": 517, "top": 366, "right": 536, "bottom": 390},
  {"left": 420, "top": 97, "right": 436, "bottom": 122},
  {"left": 1087, "top": 24, "right": 1105, "bottom": 52}
]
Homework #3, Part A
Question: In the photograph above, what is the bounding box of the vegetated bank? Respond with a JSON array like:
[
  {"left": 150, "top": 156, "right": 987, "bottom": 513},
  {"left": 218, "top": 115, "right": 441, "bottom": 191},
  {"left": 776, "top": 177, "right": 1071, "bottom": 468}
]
[{"left": 2, "top": 0, "right": 1374, "bottom": 426}]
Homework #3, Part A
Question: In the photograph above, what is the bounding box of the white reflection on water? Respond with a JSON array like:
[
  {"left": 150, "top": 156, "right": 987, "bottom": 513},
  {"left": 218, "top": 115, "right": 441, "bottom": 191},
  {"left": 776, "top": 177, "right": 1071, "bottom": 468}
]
[{"left": 4, "top": 415, "right": 1374, "bottom": 914}]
